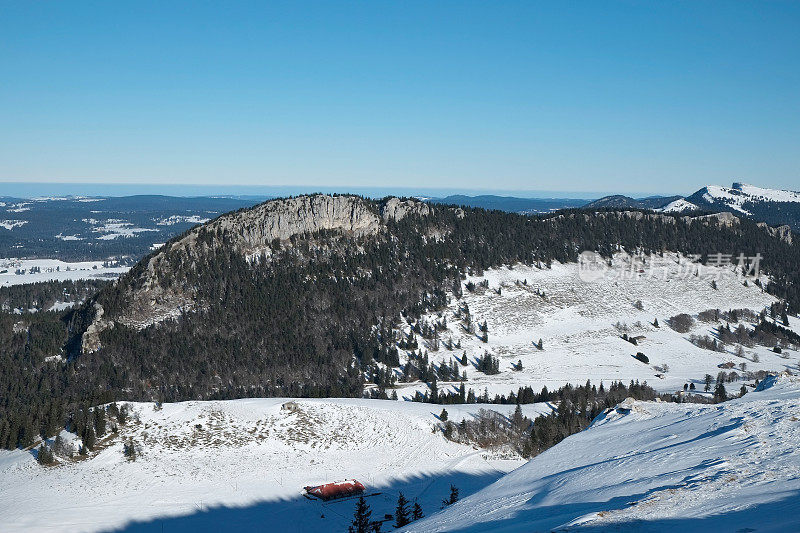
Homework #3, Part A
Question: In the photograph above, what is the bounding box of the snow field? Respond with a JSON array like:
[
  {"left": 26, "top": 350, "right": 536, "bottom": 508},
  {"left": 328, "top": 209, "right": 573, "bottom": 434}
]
[{"left": 394, "top": 255, "right": 795, "bottom": 400}]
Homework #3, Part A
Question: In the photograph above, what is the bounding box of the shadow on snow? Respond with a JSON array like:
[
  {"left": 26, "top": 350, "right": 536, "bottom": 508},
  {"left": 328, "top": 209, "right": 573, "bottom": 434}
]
[{"left": 103, "top": 470, "right": 505, "bottom": 533}]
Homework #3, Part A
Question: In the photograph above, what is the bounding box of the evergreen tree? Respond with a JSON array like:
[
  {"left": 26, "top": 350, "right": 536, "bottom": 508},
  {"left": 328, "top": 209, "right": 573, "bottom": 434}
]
[
  {"left": 411, "top": 502, "right": 424, "bottom": 521},
  {"left": 394, "top": 492, "right": 410, "bottom": 527},
  {"left": 442, "top": 484, "right": 459, "bottom": 507},
  {"left": 440, "top": 408, "right": 448, "bottom": 422},
  {"left": 37, "top": 443, "right": 54, "bottom": 465},
  {"left": 704, "top": 374, "right": 713, "bottom": 392},
  {"left": 93, "top": 407, "right": 106, "bottom": 438},
  {"left": 513, "top": 404, "right": 525, "bottom": 428},
  {"left": 82, "top": 425, "right": 96, "bottom": 451},
  {"left": 714, "top": 382, "right": 728, "bottom": 403},
  {"left": 349, "top": 496, "right": 372, "bottom": 533}
]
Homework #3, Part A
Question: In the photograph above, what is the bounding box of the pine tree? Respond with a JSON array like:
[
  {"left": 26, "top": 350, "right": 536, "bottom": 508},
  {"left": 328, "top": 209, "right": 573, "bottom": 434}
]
[
  {"left": 439, "top": 408, "right": 448, "bottom": 422},
  {"left": 513, "top": 404, "right": 525, "bottom": 428},
  {"left": 442, "top": 484, "right": 460, "bottom": 507},
  {"left": 395, "top": 492, "right": 410, "bottom": 527},
  {"left": 349, "top": 496, "right": 372, "bottom": 533},
  {"left": 412, "top": 502, "right": 424, "bottom": 521},
  {"left": 37, "top": 443, "right": 54, "bottom": 465},
  {"left": 653, "top": 318, "right": 659, "bottom": 328},
  {"left": 704, "top": 374, "right": 713, "bottom": 392},
  {"left": 537, "top": 338, "right": 543, "bottom": 350},
  {"left": 460, "top": 352, "right": 468, "bottom": 366},
  {"left": 93, "top": 407, "right": 106, "bottom": 438},
  {"left": 714, "top": 382, "right": 728, "bottom": 403},
  {"left": 82, "top": 425, "right": 96, "bottom": 451}
]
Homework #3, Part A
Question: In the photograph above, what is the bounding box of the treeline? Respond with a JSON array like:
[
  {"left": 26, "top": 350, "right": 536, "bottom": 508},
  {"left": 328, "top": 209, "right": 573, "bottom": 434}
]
[
  {"left": 441, "top": 380, "right": 659, "bottom": 458},
  {"left": 0, "top": 279, "right": 109, "bottom": 312}
]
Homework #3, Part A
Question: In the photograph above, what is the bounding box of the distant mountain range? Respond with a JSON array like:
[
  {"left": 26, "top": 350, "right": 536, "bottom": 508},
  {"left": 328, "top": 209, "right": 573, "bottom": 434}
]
[
  {"left": 430, "top": 195, "right": 589, "bottom": 214},
  {"left": 432, "top": 183, "right": 800, "bottom": 231},
  {"left": 585, "top": 183, "right": 800, "bottom": 230}
]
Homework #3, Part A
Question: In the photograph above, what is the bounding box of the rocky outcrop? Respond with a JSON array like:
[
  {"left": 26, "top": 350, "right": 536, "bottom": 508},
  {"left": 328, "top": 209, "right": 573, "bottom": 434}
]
[
  {"left": 81, "top": 303, "right": 114, "bottom": 354},
  {"left": 380, "top": 197, "right": 431, "bottom": 222},
  {"left": 757, "top": 222, "right": 792, "bottom": 244},
  {"left": 108, "top": 195, "right": 432, "bottom": 330}
]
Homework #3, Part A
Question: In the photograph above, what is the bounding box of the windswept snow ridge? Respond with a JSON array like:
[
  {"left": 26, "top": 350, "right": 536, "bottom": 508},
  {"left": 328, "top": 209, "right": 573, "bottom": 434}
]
[{"left": 407, "top": 374, "right": 800, "bottom": 532}]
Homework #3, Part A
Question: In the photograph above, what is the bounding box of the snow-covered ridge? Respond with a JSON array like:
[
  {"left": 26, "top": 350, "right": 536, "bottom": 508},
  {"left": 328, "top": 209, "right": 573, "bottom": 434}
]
[
  {"left": 698, "top": 182, "right": 800, "bottom": 215},
  {"left": 408, "top": 374, "right": 800, "bottom": 532}
]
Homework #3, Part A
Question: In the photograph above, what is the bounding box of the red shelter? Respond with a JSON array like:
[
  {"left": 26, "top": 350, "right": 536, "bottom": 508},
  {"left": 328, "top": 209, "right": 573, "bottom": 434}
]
[{"left": 304, "top": 479, "right": 366, "bottom": 501}]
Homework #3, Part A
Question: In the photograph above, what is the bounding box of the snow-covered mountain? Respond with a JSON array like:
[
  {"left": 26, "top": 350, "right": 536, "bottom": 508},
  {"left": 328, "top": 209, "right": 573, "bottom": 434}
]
[
  {"left": 585, "top": 183, "right": 800, "bottom": 230},
  {"left": 685, "top": 182, "right": 800, "bottom": 229},
  {"left": 406, "top": 374, "right": 800, "bottom": 532},
  {"left": 690, "top": 182, "right": 800, "bottom": 214}
]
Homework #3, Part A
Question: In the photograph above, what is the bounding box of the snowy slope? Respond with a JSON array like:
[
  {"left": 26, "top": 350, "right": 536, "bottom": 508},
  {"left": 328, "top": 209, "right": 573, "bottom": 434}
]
[
  {"left": 406, "top": 374, "right": 800, "bottom": 532},
  {"left": 0, "top": 399, "right": 551, "bottom": 533},
  {"left": 655, "top": 198, "right": 697, "bottom": 213},
  {"left": 396, "top": 254, "right": 795, "bottom": 400}
]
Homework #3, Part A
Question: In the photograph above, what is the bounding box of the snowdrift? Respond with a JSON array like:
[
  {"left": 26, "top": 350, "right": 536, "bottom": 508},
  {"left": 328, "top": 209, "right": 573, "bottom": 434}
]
[{"left": 406, "top": 374, "right": 800, "bottom": 532}]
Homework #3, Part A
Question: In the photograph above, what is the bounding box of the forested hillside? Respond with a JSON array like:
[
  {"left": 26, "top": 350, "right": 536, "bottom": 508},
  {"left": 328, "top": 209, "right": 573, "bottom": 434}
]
[{"left": 0, "top": 194, "right": 797, "bottom": 450}]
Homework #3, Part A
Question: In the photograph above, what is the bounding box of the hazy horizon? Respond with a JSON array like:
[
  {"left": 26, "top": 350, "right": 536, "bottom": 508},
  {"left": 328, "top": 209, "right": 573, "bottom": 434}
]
[{"left": 0, "top": 180, "right": 702, "bottom": 200}]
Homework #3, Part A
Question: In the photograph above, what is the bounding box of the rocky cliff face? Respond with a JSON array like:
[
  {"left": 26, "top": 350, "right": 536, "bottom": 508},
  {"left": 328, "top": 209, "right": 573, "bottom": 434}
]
[{"left": 84, "top": 195, "right": 432, "bottom": 344}]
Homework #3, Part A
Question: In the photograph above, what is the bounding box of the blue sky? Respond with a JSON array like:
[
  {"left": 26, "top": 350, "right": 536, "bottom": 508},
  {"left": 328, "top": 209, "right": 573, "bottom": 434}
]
[{"left": 1, "top": 1, "right": 798, "bottom": 196}]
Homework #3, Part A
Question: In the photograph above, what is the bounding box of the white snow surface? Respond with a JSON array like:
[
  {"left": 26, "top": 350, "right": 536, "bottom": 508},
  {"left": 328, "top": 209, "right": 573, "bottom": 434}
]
[
  {"left": 406, "top": 374, "right": 800, "bottom": 532},
  {"left": 656, "top": 198, "right": 697, "bottom": 213},
  {"left": 0, "top": 258, "right": 129, "bottom": 287},
  {"left": 0, "top": 399, "right": 550, "bottom": 533},
  {"left": 155, "top": 214, "right": 211, "bottom": 226},
  {"left": 0, "top": 220, "right": 28, "bottom": 230}
]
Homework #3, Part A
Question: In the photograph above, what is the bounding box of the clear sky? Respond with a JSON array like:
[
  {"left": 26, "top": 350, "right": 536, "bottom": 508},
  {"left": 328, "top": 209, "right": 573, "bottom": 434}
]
[{"left": 1, "top": 1, "right": 798, "bottom": 196}]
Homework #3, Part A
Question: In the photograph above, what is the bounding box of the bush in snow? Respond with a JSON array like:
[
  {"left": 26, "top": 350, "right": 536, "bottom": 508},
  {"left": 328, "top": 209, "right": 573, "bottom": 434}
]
[{"left": 668, "top": 313, "right": 695, "bottom": 333}]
